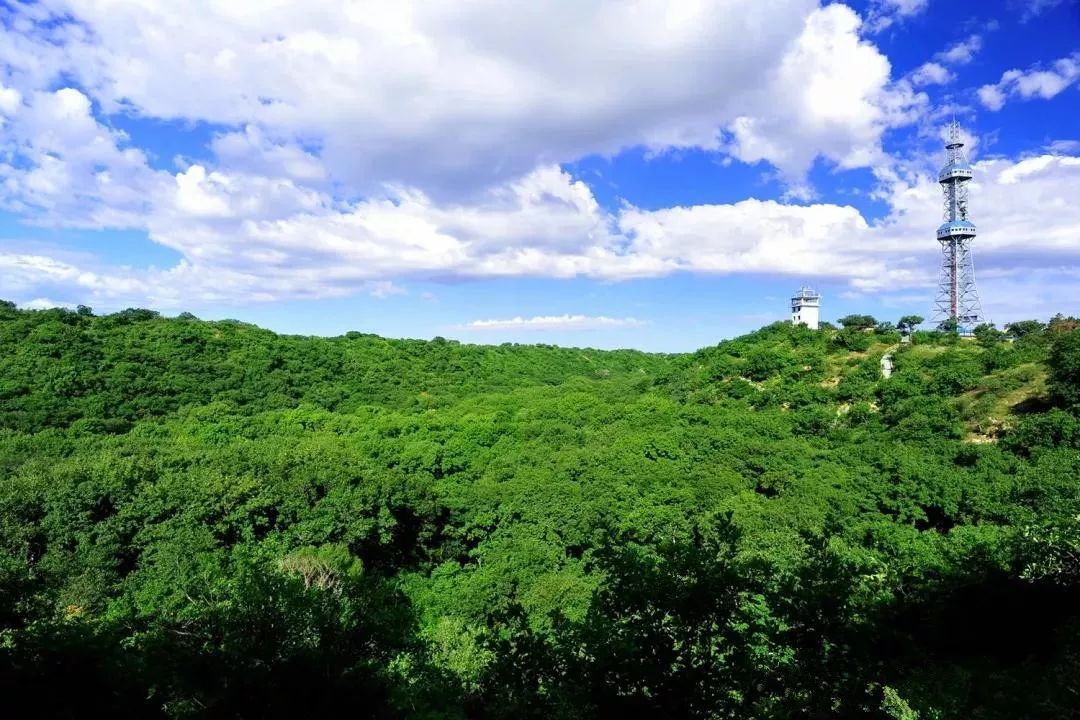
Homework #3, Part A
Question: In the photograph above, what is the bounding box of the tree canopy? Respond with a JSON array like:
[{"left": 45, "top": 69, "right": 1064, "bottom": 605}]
[{"left": 1, "top": 303, "right": 1078, "bottom": 718}]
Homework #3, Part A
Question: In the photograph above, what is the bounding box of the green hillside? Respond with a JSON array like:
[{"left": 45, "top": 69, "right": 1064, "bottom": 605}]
[{"left": 1, "top": 301, "right": 1078, "bottom": 718}]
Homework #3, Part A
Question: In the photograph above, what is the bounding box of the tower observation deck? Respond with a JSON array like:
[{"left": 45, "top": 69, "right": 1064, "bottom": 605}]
[{"left": 932, "top": 121, "right": 983, "bottom": 333}]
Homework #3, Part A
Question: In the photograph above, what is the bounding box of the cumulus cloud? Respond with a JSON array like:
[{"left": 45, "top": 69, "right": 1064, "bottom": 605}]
[
  {"left": 0, "top": 87, "right": 161, "bottom": 227},
  {"left": 0, "top": 0, "right": 921, "bottom": 195},
  {"left": 976, "top": 85, "right": 1008, "bottom": 112},
  {"left": 724, "top": 4, "right": 926, "bottom": 182},
  {"left": 0, "top": 1, "right": 1077, "bottom": 323},
  {"left": 210, "top": 126, "right": 327, "bottom": 184},
  {"left": 978, "top": 52, "right": 1080, "bottom": 111},
  {"left": 461, "top": 315, "right": 646, "bottom": 332},
  {"left": 909, "top": 62, "right": 954, "bottom": 86},
  {"left": 5, "top": 139, "right": 1080, "bottom": 315},
  {"left": 1, "top": 87, "right": 1078, "bottom": 310},
  {"left": 617, "top": 200, "right": 873, "bottom": 279},
  {"left": 877, "top": 155, "right": 1080, "bottom": 258}
]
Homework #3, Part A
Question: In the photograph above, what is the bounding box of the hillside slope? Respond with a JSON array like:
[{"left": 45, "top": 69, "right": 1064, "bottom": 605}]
[{"left": 1, "top": 302, "right": 1078, "bottom": 719}]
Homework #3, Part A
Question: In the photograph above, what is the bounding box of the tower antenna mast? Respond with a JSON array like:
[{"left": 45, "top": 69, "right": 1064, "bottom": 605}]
[{"left": 932, "top": 120, "right": 983, "bottom": 333}]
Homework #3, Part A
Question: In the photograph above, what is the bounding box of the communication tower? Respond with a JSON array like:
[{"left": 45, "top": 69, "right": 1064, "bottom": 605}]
[
  {"left": 932, "top": 121, "right": 983, "bottom": 333},
  {"left": 791, "top": 287, "right": 821, "bottom": 330}
]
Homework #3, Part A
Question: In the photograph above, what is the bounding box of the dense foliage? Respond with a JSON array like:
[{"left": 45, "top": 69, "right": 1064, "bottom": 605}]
[{"left": 1, "top": 301, "right": 1078, "bottom": 718}]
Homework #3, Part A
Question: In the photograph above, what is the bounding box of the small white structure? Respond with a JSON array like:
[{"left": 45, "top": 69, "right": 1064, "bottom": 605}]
[{"left": 791, "top": 287, "right": 821, "bottom": 330}]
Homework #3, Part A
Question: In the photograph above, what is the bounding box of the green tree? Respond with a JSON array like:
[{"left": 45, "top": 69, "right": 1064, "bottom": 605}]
[
  {"left": 937, "top": 316, "right": 959, "bottom": 334},
  {"left": 973, "top": 322, "right": 1004, "bottom": 348},
  {"left": 1048, "top": 314, "right": 1080, "bottom": 333},
  {"left": 0, "top": 300, "right": 1078, "bottom": 719},
  {"left": 881, "top": 686, "right": 920, "bottom": 719},
  {"left": 1006, "top": 319, "right": 1045, "bottom": 338},
  {"left": 838, "top": 314, "right": 877, "bottom": 330},
  {"left": 1048, "top": 329, "right": 1080, "bottom": 408},
  {"left": 834, "top": 328, "right": 874, "bottom": 351},
  {"left": 898, "top": 315, "right": 925, "bottom": 335}
]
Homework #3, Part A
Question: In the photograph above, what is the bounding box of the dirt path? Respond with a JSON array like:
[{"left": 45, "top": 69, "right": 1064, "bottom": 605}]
[{"left": 880, "top": 350, "right": 895, "bottom": 379}]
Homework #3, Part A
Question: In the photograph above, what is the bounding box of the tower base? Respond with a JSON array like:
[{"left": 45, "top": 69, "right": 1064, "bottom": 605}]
[{"left": 931, "top": 238, "right": 983, "bottom": 334}]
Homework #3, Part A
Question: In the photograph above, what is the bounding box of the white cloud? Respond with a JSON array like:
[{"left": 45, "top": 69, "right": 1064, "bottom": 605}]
[
  {"left": 0, "top": 252, "right": 158, "bottom": 303},
  {"left": 899, "top": 155, "right": 1080, "bottom": 252},
  {"left": 0, "top": 1, "right": 920, "bottom": 195},
  {"left": 19, "top": 297, "right": 76, "bottom": 310},
  {"left": 1018, "top": 0, "right": 1065, "bottom": 22},
  {"left": 461, "top": 315, "right": 645, "bottom": 332},
  {"left": 0, "top": 87, "right": 162, "bottom": 228},
  {"left": 977, "top": 85, "right": 1008, "bottom": 112},
  {"left": 617, "top": 200, "right": 873, "bottom": 278},
  {"left": 865, "top": 0, "right": 929, "bottom": 33},
  {"left": 369, "top": 281, "right": 406, "bottom": 299},
  {"left": 883, "top": 0, "right": 929, "bottom": 14},
  {"left": 0, "top": 81, "right": 1075, "bottom": 310},
  {"left": 0, "top": 83, "right": 20, "bottom": 115},
  {"left": 1046, "top": 139, "right": 1080, "bottom": 154},
  {"left": 910, "top": 62, "right": 954, "bottom": 86},
  {"left": 0, "top": 2, "right": 1076, "bottom": 324},
  {"left": 169, "top": 163, "right": 324, "bottom": 222},
  {"left": 5, "top": 146, "right": 1080, "bottom": 315},
  {"left": 0, "top": 250, "right": 404, "bottom": 309},
  {"left": 936, "top": 35, "right": 983, "bottom": 66},
  {"left": 978, "top": 53, "right": 1080, "bottom": 111},
  {"left": 210, "top": 125, "right": 327, "bottom": 183},
  {"left": 724, "top": 4, "right": 926, "bottom": 181}
]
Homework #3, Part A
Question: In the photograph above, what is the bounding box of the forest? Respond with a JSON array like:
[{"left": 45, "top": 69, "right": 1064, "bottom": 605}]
[{"left": 1, "top": 299, "right": 1078, "bottom": 719}]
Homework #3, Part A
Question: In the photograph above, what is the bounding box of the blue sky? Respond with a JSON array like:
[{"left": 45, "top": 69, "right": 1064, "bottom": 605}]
[{"left": 1, "top": 0, "right": 1078, "bottom": 351}]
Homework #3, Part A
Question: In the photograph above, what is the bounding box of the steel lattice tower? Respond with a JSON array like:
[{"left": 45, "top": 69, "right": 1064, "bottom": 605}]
[{"left": 932, "top": 120, "right": 983, "bottom": 333}]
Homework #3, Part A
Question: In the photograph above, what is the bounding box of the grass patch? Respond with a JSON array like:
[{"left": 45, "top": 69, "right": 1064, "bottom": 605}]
[{"left": 956, "top": 362, "right": 1048, "bottom": 440}]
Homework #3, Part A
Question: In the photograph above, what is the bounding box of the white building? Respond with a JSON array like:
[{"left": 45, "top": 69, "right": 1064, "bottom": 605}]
[{"left": 791, "top": 287, "right": 821, "bottom": 330}]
